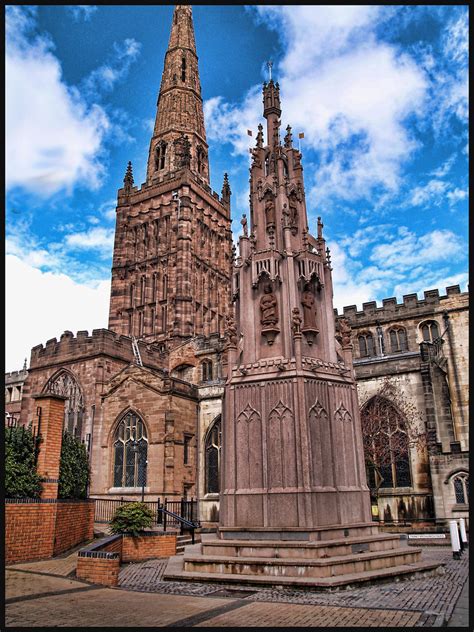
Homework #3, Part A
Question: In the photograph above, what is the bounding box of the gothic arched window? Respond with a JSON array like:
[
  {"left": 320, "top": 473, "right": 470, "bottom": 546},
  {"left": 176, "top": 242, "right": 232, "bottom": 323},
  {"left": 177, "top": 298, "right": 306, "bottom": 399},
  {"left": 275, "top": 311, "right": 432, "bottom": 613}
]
[
  {"left": 452, "top": 473, "right": 469, "bottom": 505},
  {"left": 155, "top": 142, "right": 167, "bottom": 171},
  {"left": 113, "top": 411, "right": 148, "bottom": 488},
  {"left": 420, "top": 320, "right": 440, "bottom": 342},
  {"left": 361, "top": 396, "right": 412, "bottom": 490},
  {"left": 389, "top": 327, "right": 408, "bottom": 353},
  {"left": 201, "top": 359, "right": 213, "bottom": 382},
  {"left": 42, "top": 370, "right": 85, "bottom": 438},
  {"left": 140, "top": 276, "right": 146, "bottom": 304},
  {"left": 181, "top": 56, "right": 186, "bottom": 82},
  {"left": 358, "top": 332, "right": 375, "bottom": 358},
  {"left": 205, "top": 416, "right": 221, "bottom": 494}
]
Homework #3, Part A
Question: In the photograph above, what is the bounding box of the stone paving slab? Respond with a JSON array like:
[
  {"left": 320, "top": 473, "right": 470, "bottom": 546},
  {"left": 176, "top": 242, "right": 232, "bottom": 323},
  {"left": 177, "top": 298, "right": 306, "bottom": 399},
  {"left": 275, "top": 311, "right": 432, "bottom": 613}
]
[
  {"left": 6, "top": 570, "right": 89, "bottom": 601},
  {"left": 6, "top": 548, "right": 80, "bottom": 578}
]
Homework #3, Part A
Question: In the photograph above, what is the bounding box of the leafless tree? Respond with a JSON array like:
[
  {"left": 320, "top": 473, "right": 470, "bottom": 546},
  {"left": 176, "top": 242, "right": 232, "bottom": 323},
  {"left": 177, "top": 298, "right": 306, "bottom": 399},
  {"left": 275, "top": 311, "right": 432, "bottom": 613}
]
[{"left": 360, "top": 377, "right": 427, "bottom": 506}]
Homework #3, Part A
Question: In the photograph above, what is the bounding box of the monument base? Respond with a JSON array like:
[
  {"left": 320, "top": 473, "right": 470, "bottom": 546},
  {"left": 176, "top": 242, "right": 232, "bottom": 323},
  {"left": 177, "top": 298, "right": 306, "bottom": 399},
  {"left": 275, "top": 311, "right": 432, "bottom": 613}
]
[{"left": 163, "top": 523, "right": 443, "bottom": 588}]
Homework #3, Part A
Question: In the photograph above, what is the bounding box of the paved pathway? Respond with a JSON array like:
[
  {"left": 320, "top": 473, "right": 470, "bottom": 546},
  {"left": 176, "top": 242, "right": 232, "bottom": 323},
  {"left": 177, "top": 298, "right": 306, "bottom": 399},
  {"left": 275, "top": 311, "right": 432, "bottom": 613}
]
[{"left": 5, "top": 547, "right": 469, "bottom": 628}]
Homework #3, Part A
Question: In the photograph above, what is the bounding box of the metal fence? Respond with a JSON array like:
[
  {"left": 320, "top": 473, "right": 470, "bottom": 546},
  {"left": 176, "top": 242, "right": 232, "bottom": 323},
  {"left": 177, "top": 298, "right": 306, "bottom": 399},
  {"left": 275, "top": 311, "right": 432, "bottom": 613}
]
[{"left": 92, "top": 497, "right": 197, "bottom": 525}]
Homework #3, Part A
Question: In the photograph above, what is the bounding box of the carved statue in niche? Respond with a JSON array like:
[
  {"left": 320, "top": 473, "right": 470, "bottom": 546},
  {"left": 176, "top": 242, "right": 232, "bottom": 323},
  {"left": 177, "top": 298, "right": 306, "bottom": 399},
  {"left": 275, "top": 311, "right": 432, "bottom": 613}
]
[
  {"left": 264, "top": 197, "right": 276, "bottom": 229},
  {"left": 291, "top": 307, "right": 302, "bottom": 334},
  {"left": 260, "top": 283, "right": 278, "bottom": 327},
  {"left": 282, "top": 203, "right": 290, "bottom": 228},
  {"left": 301, "top": 285, "right": 318, "bottom": 330},
  {"left": 289, "top": 194, "right": 298, "bottom": 230},
  {"left": 339, "top": 318, "right": 352, "bottom": 347}
]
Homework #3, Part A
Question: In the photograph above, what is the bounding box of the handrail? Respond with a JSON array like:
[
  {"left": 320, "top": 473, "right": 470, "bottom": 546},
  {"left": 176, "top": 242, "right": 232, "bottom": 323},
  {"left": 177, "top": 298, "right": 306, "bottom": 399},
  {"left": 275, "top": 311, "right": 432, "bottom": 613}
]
[{"left": 158, "top": 507, "right": 200, "bottom": 544}]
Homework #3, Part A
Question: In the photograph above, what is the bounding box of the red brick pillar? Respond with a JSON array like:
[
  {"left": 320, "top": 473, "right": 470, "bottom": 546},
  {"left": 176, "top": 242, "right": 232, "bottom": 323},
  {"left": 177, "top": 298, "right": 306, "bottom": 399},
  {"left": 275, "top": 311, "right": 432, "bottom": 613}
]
[{"left": 33, "top": 394, "right": 66, "bottom": 500}]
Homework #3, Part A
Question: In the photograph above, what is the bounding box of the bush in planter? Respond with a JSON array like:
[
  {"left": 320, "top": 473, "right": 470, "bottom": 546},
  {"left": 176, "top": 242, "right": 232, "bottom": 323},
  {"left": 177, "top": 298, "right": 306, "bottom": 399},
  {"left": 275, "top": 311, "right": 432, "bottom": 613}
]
[{"left": 109, "top": 502, "right": 154, "bottom": 536}]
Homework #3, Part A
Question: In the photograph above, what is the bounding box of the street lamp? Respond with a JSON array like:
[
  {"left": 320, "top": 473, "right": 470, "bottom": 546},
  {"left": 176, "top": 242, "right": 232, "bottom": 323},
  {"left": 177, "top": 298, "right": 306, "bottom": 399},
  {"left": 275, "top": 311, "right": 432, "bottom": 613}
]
[{"left": 130, "top": 435, "right": 147, "bottom": 503}]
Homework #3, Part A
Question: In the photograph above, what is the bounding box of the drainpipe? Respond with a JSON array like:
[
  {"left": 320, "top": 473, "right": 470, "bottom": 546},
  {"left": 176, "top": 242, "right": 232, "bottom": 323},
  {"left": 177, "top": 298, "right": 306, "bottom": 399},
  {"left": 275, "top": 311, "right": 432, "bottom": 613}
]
[{"left": 442, "top": 311, "right": 465, "bottom": 438}]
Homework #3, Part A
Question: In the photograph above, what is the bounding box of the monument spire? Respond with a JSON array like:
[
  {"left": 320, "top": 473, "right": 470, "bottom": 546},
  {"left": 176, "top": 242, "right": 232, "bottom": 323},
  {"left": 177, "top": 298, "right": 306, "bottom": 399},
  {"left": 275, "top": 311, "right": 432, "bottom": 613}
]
[{"left": 146, "top": 5, "right": 209, "bottom": 185}]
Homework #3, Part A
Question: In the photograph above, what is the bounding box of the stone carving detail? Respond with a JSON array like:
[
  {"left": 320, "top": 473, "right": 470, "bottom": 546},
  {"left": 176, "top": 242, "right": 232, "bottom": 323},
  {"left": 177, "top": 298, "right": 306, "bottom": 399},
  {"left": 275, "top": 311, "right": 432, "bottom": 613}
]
[
  {"left": 225, "top": 312, "right": 238, "bottom": 347},
  {"left": 309, "top": 399, "right": 328, "bottom": 423},
  {"left": 268, "top": 400, "right": 293, "bottom": 423},
  {"left": 240, "top": 214, "right": 248, "bottom": 236},
  {"left": 339, "top": 318, "right": 352, "bottom": 346},
  {"left": 174, "top": 134, "right": 191, "bottom": 168},
  {"left": 334, "top": 403, "right": 352, "bottom": 423},
  {"left": 237, "top": 403, "right": 261, "bottom": 424},
  {"left": 260, "top": 284, "right": 278, "bottom": 327},
  {"left": 291, "top": 307, "right": 302, "bottom": 334},
  {"left": 301, "top": 286, "right": 317, "bottom": 329}
]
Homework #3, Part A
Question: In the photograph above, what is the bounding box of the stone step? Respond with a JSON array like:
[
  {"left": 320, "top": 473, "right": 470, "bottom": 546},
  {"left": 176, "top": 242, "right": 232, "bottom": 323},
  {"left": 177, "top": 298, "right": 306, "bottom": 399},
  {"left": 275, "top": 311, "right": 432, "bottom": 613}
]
[
  {"left": 218, "top": 522, "right": 380, "bottom": 542},
  {"left": 183, "top": 547, "right": 424, "bottom": 579},
  {"left": 201, "top": 533, "right": 402, "bottom": 560},
  {"left": 164, "top": 557, "right": 443, "bottom": 588}
]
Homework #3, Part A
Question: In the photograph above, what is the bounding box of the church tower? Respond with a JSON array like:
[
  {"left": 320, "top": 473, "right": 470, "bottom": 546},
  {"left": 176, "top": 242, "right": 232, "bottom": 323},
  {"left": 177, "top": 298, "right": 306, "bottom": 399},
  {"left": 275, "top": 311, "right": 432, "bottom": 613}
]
[{"left": 108, "top": 5, "right": 232, "bottom": 349}]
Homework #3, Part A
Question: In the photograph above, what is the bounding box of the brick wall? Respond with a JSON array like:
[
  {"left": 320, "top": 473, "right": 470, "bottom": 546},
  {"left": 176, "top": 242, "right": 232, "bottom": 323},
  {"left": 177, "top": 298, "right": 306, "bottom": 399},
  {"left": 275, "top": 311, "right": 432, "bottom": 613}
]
[
  {"left": 122, "top": 532, "right": 177, "bottom": 562},
  {"left": 6, "top": 500, "right": 94, "bottom": 564},
  {"left": 6, "top": 501, "right": 56, "bottom": 564},
  {"left": 54, "top": 501, "right": 95, "bottom": 555}
]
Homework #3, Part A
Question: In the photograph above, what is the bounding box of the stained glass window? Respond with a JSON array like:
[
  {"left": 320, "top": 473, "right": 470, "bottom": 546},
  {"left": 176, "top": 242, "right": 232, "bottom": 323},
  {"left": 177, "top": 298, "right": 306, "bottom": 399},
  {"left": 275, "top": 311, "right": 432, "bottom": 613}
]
[{"left": 112, "top": 412, "right": 148, "bottom": 488}]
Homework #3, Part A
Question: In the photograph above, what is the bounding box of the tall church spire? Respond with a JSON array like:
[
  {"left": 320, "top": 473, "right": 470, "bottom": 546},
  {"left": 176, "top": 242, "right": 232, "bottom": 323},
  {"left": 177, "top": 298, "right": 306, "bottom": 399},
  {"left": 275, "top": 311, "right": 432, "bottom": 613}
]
[{"left": 146, "top": 5, "right": 209, "bottom": 185}]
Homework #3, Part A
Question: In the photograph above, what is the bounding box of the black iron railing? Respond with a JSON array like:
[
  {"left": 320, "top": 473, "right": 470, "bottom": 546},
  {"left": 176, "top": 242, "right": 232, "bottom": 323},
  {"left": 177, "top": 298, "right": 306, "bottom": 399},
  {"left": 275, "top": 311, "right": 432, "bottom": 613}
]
[
  {"left": 93, "top": 496, "right": 198, "bottom": 528},
  {"left": 159, "top": 507, "right": 200, "bottom": 544}
]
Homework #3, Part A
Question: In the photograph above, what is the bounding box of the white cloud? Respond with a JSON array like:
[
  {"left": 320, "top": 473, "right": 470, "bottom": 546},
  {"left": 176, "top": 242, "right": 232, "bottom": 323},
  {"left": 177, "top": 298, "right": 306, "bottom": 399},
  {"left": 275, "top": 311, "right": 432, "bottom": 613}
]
[
  {"left": 429, "top": 154, "right": 456, "bottom": 178},
  {"left": 65, "top": 227, "right": 115, "bottom": 254},
  {"left": 67, "top": 6, "right": 98, "bottom": 22},
  {"left": 5, "top": 254, "right": 110, "bottom": 372},
  {"left": 206, "top": 6, "right": 428, "bottom": 206},
  {"left": 410, "top": 179, "right": 448, "bottom": 206},
  {"left": 446, "top": 188, "right": 468, "bottom": 205},
  {"left": 6, "top": 6, "right": 110, "bottom": 196},
  {"left": 370, "top": 227, "right": 464, "bottom": 270},
  {"left": 82, "top": 38, "right": 142, "bottom": 97}
]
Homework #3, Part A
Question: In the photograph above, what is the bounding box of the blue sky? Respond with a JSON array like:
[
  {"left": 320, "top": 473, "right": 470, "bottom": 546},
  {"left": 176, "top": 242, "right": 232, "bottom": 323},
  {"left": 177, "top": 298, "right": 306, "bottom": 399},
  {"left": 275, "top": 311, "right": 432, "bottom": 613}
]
[{"left": 5, "top": 5, "right": 469, "bottom": 371}]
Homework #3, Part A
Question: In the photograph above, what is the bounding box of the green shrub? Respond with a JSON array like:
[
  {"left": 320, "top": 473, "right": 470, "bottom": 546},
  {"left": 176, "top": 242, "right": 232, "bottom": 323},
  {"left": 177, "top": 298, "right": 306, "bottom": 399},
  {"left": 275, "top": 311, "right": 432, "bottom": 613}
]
[
  {"left": 58, "top": 432, "right": 90, "bottom": 499},
  {"left": 5, "top": 426, "right": 42, "bottom": 498},
  {"left": 109, "top": 502, "right": 154, "bottom": 536}
]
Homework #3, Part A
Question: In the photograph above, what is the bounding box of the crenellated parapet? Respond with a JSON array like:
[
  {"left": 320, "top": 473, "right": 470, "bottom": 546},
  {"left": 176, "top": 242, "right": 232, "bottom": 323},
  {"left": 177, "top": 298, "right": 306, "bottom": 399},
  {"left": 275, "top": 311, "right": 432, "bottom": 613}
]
[
  {"left": 335, "top": 285, "right": 466, "bottom": 324},
  {"left": 30, "top": 329, "right": 167, "bottom": 371}
]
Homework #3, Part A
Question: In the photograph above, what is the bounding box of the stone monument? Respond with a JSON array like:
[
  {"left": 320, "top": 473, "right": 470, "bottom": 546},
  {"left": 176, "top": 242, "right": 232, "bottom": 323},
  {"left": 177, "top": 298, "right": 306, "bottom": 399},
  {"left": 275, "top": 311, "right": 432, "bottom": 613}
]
[{"left": 165, "top": 77, "right": 440, "bottom": 587}]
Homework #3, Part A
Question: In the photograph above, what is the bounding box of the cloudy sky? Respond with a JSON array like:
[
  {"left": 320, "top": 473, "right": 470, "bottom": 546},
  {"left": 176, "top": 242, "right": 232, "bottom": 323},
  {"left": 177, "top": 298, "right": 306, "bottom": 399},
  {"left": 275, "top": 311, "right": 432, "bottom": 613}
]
[{"left": 5, "top": 5, "right": 468, "bottom": 371}]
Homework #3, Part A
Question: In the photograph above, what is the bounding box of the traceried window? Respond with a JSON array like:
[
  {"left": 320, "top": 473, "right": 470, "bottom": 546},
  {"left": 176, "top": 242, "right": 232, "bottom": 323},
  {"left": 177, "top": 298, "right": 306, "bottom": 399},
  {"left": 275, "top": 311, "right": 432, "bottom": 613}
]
[
  {"left": 181, "top": 56, "right": 186, "bottom": 82},
  {"left": 113, "top": 412, "right": 148, "bottom": 488},
  {"left": 452, "top": 474, "right": 469, "bottom": 505},
  {"left": 420, "top": 320, "right": 440, "bottom": 342},
  {"left": 358, "top": 332, "right": 375, "bottom": 358},
  {"left": 42, "top": 370, "right": 85, "bottom": 439},
  {"left": 389, "top": 327, "right": 408, "bottom": 353},
  {"left": 205, "top": 416, "right": 221, "bottom": 494},
  {"left": 361, "top": 396, "right": 412, "bottom": 490}
]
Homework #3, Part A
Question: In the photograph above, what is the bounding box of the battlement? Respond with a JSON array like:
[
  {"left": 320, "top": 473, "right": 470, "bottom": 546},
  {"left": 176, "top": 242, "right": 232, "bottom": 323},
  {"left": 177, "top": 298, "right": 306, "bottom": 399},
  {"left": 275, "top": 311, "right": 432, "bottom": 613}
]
[
  {"left": 30, "top": 328, "right": 167, "bottom": 370},
  {"left": 334, "top": 285, "right": 467, "bottom": 322},
  {"left": 5, "top": 369, "right": 28, "bottom": 384}
]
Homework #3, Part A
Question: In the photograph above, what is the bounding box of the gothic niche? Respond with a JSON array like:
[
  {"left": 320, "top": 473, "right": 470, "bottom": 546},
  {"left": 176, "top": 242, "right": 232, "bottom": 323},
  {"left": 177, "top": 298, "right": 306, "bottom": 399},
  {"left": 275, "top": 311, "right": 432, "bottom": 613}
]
[
  {"left": 300, "top": 283, "right": 319, "bottom": 345},
  {"left": 264, "top": 194, "right": 276, "bottom": 232},
  {"left": 260, "top": 281, "right": 279, "bottom": 345}
]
